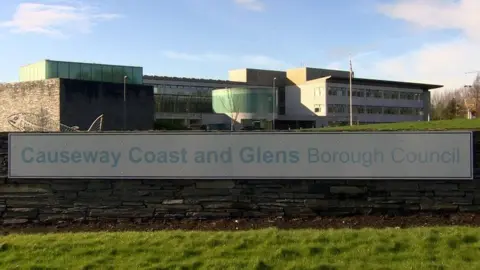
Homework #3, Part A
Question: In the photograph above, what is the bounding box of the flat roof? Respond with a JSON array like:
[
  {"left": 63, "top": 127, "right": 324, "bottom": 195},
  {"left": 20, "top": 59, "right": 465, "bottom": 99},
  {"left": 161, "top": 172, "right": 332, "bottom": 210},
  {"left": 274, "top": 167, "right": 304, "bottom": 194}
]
[
  {"left": 21, "top": 59, "right": 143, "bottom": 68},
  {"left": 327, "top": 76, "right": 443, "bottom": 90},
  {"left": 143, "top": 75, "right": 252, "bottom": 86}
]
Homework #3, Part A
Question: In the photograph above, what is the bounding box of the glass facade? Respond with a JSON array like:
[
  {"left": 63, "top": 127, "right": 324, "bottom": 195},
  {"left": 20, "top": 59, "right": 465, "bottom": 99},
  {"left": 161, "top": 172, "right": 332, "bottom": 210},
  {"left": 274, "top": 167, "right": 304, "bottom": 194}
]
[
  {"left": 154, "top": 94, "right": 213, "bottom": 114},
  {"left": 19, "top": 60, "right": 143, "bottom": 84},
  {"left": 212, "top": 87, "right": 275, "bottom": 114}
]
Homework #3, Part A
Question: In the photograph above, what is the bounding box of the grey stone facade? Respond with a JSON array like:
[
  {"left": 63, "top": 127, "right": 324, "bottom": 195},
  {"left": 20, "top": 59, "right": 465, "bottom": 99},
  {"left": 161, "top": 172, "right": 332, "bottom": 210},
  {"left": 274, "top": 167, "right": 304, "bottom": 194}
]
[{"left": 0, "top": 132, "right": 479, "bottom": 224}]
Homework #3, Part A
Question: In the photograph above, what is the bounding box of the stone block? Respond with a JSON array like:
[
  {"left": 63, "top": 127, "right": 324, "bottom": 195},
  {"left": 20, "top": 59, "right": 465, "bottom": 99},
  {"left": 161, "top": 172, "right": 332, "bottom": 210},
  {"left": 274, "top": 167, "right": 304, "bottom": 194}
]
[
  {"left": 6, "top": 197, "right": 57, "bottom": 207},
  {"left": 122, "top": 202, "right": 146, "bottom": 207},
  {"left": 4, "top": 208, "right": 38, "bottom": 219},
  {"left": 420, "top": 202, "right": 458, "bottom": 211},
  {"left": 3, "top": 218, "right": 29, "bottom": 225},
  {"left": 419, "top": 183, "right": 459, "bottom": 191},
  {"left": 242, "top": 211, "right": 268, "bottom": 217},
  {"left": 373, "top": 182, "right": 418, "bottom": 191},
  {"left": 155, "top": 213, "right": 185, "bottom": 219},
  {"left": 0, "top": 204, "right": 5, "bottom": 213},
  {"left": 434, "top": 191, "right": 466, "bottom": 197},
  {"left": 87, "top": 181, "right": 112, "bottom": 190},
  {"left": 330, "top": 186, "right": 366, "bottom": 195},
  {"left": 293, "top": 193, "right": 326, "bottom": 199},
  {"left": 77, "top": 190, "right": 113, "bottom": 198},
  {"left": 284, "top": 207, "right": 317, "bottom": 217},
  {"left": 38, "top": 208, "right": 86, "bottom": 222},
  {"left": 162, "top": 199, "right": 184, "bottom": 205},
  {"left": 151, "top": 204, "right": 202, "bottom": 212},
  {"left": 437, "top": 197, "right": 473, "bottom": 205},
  {"left": 389, "top": 191, "right": 423, "bottom": 197},
  {"left": 307, "top": 183, "right": 332, "bottom": 194},
  {"left": 89, "top": 208, "right": 154, "bottom": 218},
  {"left": 74, "top": 200, "right": 122, "bottom": 208},
  {"left": 181, "top": 187, "right": 231, "bottom": 197},
  {"left": 0, "top": 184, "right": 52, "bottom": 193},
  {"left": 51, "top": 183, "right": 87, "bottom": 191},
  {"left": 184, "top": 196, "right": 236, "bottom": 204},
  {"left": 202, "top": 202, "right": 235, "bottom": 209},
  {"left": 186, "top": 211, "right": 232, "bottom": 219},
  {"left": 459, "top": 205, "right": 480, "bottom": 212},
  {"left": 112, "top": 180, "right": 145, "bottom": 190},
  {"left": 196, "top": 180, "right": 235, "bottom": 189}
]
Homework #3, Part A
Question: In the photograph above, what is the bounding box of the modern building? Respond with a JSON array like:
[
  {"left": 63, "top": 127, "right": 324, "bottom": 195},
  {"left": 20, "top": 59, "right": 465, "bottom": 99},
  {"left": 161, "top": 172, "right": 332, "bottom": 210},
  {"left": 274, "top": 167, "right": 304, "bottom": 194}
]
[
  {"left": 143, "top": 75, "right": 265, "bottom": 128},
  {"left": 146, "top": 67, "right": 442, "bottom": 129},
  {"left": 8, "top": 59, "right": 442, "bottom": 131}
]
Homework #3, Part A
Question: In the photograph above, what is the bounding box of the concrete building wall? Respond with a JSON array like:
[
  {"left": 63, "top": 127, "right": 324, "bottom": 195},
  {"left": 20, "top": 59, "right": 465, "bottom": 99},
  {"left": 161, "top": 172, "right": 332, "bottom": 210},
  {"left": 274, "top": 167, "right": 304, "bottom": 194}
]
[
  {"left": 0, "top": 79, "right": 61, "bottom": 131},
  {"left": 284, "top": 79, "right": 328, "bottom": 119},
  {"left": 286, "top": 67, "right": 349, "bottom": 85},
  {"left": 59, "top": 79, "right": 154, "bottom": 131},
  {"left": 229, "top": 69, "right": 287, "bottom": 87}
]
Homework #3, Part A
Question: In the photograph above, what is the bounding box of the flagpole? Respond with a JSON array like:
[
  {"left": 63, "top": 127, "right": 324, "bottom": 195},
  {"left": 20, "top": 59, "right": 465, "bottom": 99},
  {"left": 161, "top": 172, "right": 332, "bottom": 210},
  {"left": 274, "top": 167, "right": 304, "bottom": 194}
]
[{"left": 349, "top": 57, "right": 353, "bottom": 126}]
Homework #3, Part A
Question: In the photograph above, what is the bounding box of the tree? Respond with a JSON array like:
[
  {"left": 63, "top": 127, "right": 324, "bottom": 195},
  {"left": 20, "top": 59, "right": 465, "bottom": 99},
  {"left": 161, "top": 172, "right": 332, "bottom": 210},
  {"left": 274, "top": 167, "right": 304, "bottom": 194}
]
[
  {"left": 442, "top": 98, "right": 457, "bottom": 120},
  {"left": 219, "top": 88, "right": 240, "bottom": 131}
]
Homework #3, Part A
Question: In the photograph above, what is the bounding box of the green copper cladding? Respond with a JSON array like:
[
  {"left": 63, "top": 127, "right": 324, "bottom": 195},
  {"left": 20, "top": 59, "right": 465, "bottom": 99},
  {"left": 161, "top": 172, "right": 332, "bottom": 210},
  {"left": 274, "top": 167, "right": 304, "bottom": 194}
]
[{"left": 19, "top": 60, "right": 143, "bottom": 84}]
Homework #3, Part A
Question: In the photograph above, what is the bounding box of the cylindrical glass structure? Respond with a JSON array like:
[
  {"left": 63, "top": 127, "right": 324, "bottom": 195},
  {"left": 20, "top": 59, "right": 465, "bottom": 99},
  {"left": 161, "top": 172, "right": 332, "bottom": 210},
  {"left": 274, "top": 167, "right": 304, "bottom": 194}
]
[{"left": 212, "top": 87, "right": 275, "bottom": 115}]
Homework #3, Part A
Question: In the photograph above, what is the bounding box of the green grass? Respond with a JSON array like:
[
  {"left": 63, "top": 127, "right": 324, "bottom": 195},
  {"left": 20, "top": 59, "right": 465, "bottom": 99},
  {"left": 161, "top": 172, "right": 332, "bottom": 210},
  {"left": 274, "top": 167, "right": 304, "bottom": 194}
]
[
  {"left": 2, "top": 227, "right": 480, "bottom": 269},
  {"left": 300, "top": 118, "right": 480, "bottom": 131}
]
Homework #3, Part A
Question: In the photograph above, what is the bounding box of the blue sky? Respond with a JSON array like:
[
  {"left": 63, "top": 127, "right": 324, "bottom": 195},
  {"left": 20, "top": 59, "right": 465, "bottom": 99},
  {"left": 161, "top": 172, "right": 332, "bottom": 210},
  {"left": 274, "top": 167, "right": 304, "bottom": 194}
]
[{"left": 0, "top": 0, "right": 479, "bottom": 89}]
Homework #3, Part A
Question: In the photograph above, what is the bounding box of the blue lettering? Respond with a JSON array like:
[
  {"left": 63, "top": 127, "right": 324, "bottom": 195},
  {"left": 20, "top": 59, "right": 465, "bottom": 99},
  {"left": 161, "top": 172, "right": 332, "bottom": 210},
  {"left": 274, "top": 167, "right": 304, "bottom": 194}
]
[
  {"left": 239, "top": 147, "right": 299, "bottom": 164},
  {"left": 391, "top": 148, "right": 404, "bottom": 163},
  {"left": 21, "top": 147, "right": 34, "bottom": 163},
  {"left": 129, "top": 147, "right": 143, "bottom": 164}
]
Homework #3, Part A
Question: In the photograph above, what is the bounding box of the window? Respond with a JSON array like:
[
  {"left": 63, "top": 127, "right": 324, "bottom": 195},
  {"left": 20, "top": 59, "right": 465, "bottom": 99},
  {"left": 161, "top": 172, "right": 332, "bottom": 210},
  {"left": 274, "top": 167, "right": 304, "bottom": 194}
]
[
  {"left": 366, "top": 106, "right": 383, "bottom": 114},
  {"left": 314, "top": 104, "right": 321, "bottom": 113},
  {"left": 353, "top": 105, "right": 365, "bottom": 114},
  {"left": 373, "top": 90, "right": 383, "bottom": 98},
  {"left": 327, "top": 104, "right": 347, "bottom": 114},
  {"left": 366, "top": 89, "right": 373, "bottom": 98},
  {"left": 384, "top": 107, "right": 398, "bottom": 115}
]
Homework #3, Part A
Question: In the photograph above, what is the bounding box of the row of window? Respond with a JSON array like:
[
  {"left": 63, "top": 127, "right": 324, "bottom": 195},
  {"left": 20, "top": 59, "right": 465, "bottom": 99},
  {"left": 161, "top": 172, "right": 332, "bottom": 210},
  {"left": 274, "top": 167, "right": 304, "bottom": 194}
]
[
  {"left": 154, "top": 94, "right": 213, "bottom": 113},
  {"left": 326, "top": 86, "right": 423, "bottom": 100},
  {"left": 315, "top": 104, "right": 423, "bottom": 115},
  {"left": 154, "top": 86, "right": 213, "bottom": 96}
]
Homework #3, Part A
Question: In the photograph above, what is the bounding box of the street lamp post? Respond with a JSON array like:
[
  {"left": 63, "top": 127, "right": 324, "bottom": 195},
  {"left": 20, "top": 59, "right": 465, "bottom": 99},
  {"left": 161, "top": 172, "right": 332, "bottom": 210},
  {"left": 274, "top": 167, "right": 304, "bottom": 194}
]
[
  {"left": 272, "top": 77, "right": 277, "bottom": 130},
  {"left": 123, "top": 76, "right": 128, "bottom": 131}
]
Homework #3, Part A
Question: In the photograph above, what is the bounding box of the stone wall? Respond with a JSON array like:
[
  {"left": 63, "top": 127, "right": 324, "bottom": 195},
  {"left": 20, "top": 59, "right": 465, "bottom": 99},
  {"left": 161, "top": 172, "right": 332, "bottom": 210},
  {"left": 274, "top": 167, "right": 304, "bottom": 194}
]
[
  {"left": 1, "top": 132, "right": 479, "bottom": 224},
  {"left": 0, "top": 79, "right": 61, "bottom": 132}
]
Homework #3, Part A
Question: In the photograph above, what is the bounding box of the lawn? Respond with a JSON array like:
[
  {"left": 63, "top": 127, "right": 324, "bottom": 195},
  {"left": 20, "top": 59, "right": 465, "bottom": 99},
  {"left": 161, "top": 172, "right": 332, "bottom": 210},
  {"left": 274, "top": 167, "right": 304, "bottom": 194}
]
[
  {"left": 300, "top": 118, "right": 480, "bottom": 131},
  {"left": 2, "top": 227, "right": 480, "bottom": 270}
]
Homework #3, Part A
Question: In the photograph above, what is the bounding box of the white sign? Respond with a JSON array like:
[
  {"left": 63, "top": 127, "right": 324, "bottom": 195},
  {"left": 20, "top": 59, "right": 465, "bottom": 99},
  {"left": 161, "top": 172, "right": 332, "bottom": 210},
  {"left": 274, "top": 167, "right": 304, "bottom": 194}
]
[{"left": 8, "top": 132, "right": 473, "bottom": 179}]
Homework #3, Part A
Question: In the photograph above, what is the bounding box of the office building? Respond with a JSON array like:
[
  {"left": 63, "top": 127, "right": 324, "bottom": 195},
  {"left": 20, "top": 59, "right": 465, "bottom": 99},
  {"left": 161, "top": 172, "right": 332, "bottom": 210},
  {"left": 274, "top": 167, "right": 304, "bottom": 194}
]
[{"left": 147, "top": 67, "right": 441, "bottom": 129}]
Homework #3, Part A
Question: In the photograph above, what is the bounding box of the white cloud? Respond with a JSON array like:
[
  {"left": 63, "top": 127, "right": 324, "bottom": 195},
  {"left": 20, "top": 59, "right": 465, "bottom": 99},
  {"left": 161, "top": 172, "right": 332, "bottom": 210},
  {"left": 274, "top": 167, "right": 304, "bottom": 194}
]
[
  {"left": 234, "top": 0, "right": 264, "bottom": 12},
  {"left": 0, "top": 2, "right": 121, "bottom": 37},
  {"left": 161, "top": 50, "right": 289, "bottom": 70},
  {"left": 351, "top": 0, "right": 480, "bottom": 89}
]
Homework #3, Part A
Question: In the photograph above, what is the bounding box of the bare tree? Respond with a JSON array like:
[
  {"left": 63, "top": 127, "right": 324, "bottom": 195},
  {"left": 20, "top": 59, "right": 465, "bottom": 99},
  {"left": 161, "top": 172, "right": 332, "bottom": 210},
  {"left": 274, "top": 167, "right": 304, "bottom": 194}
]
[{"left": 219, "top": 88, "right": 240, "bottom": 131}]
